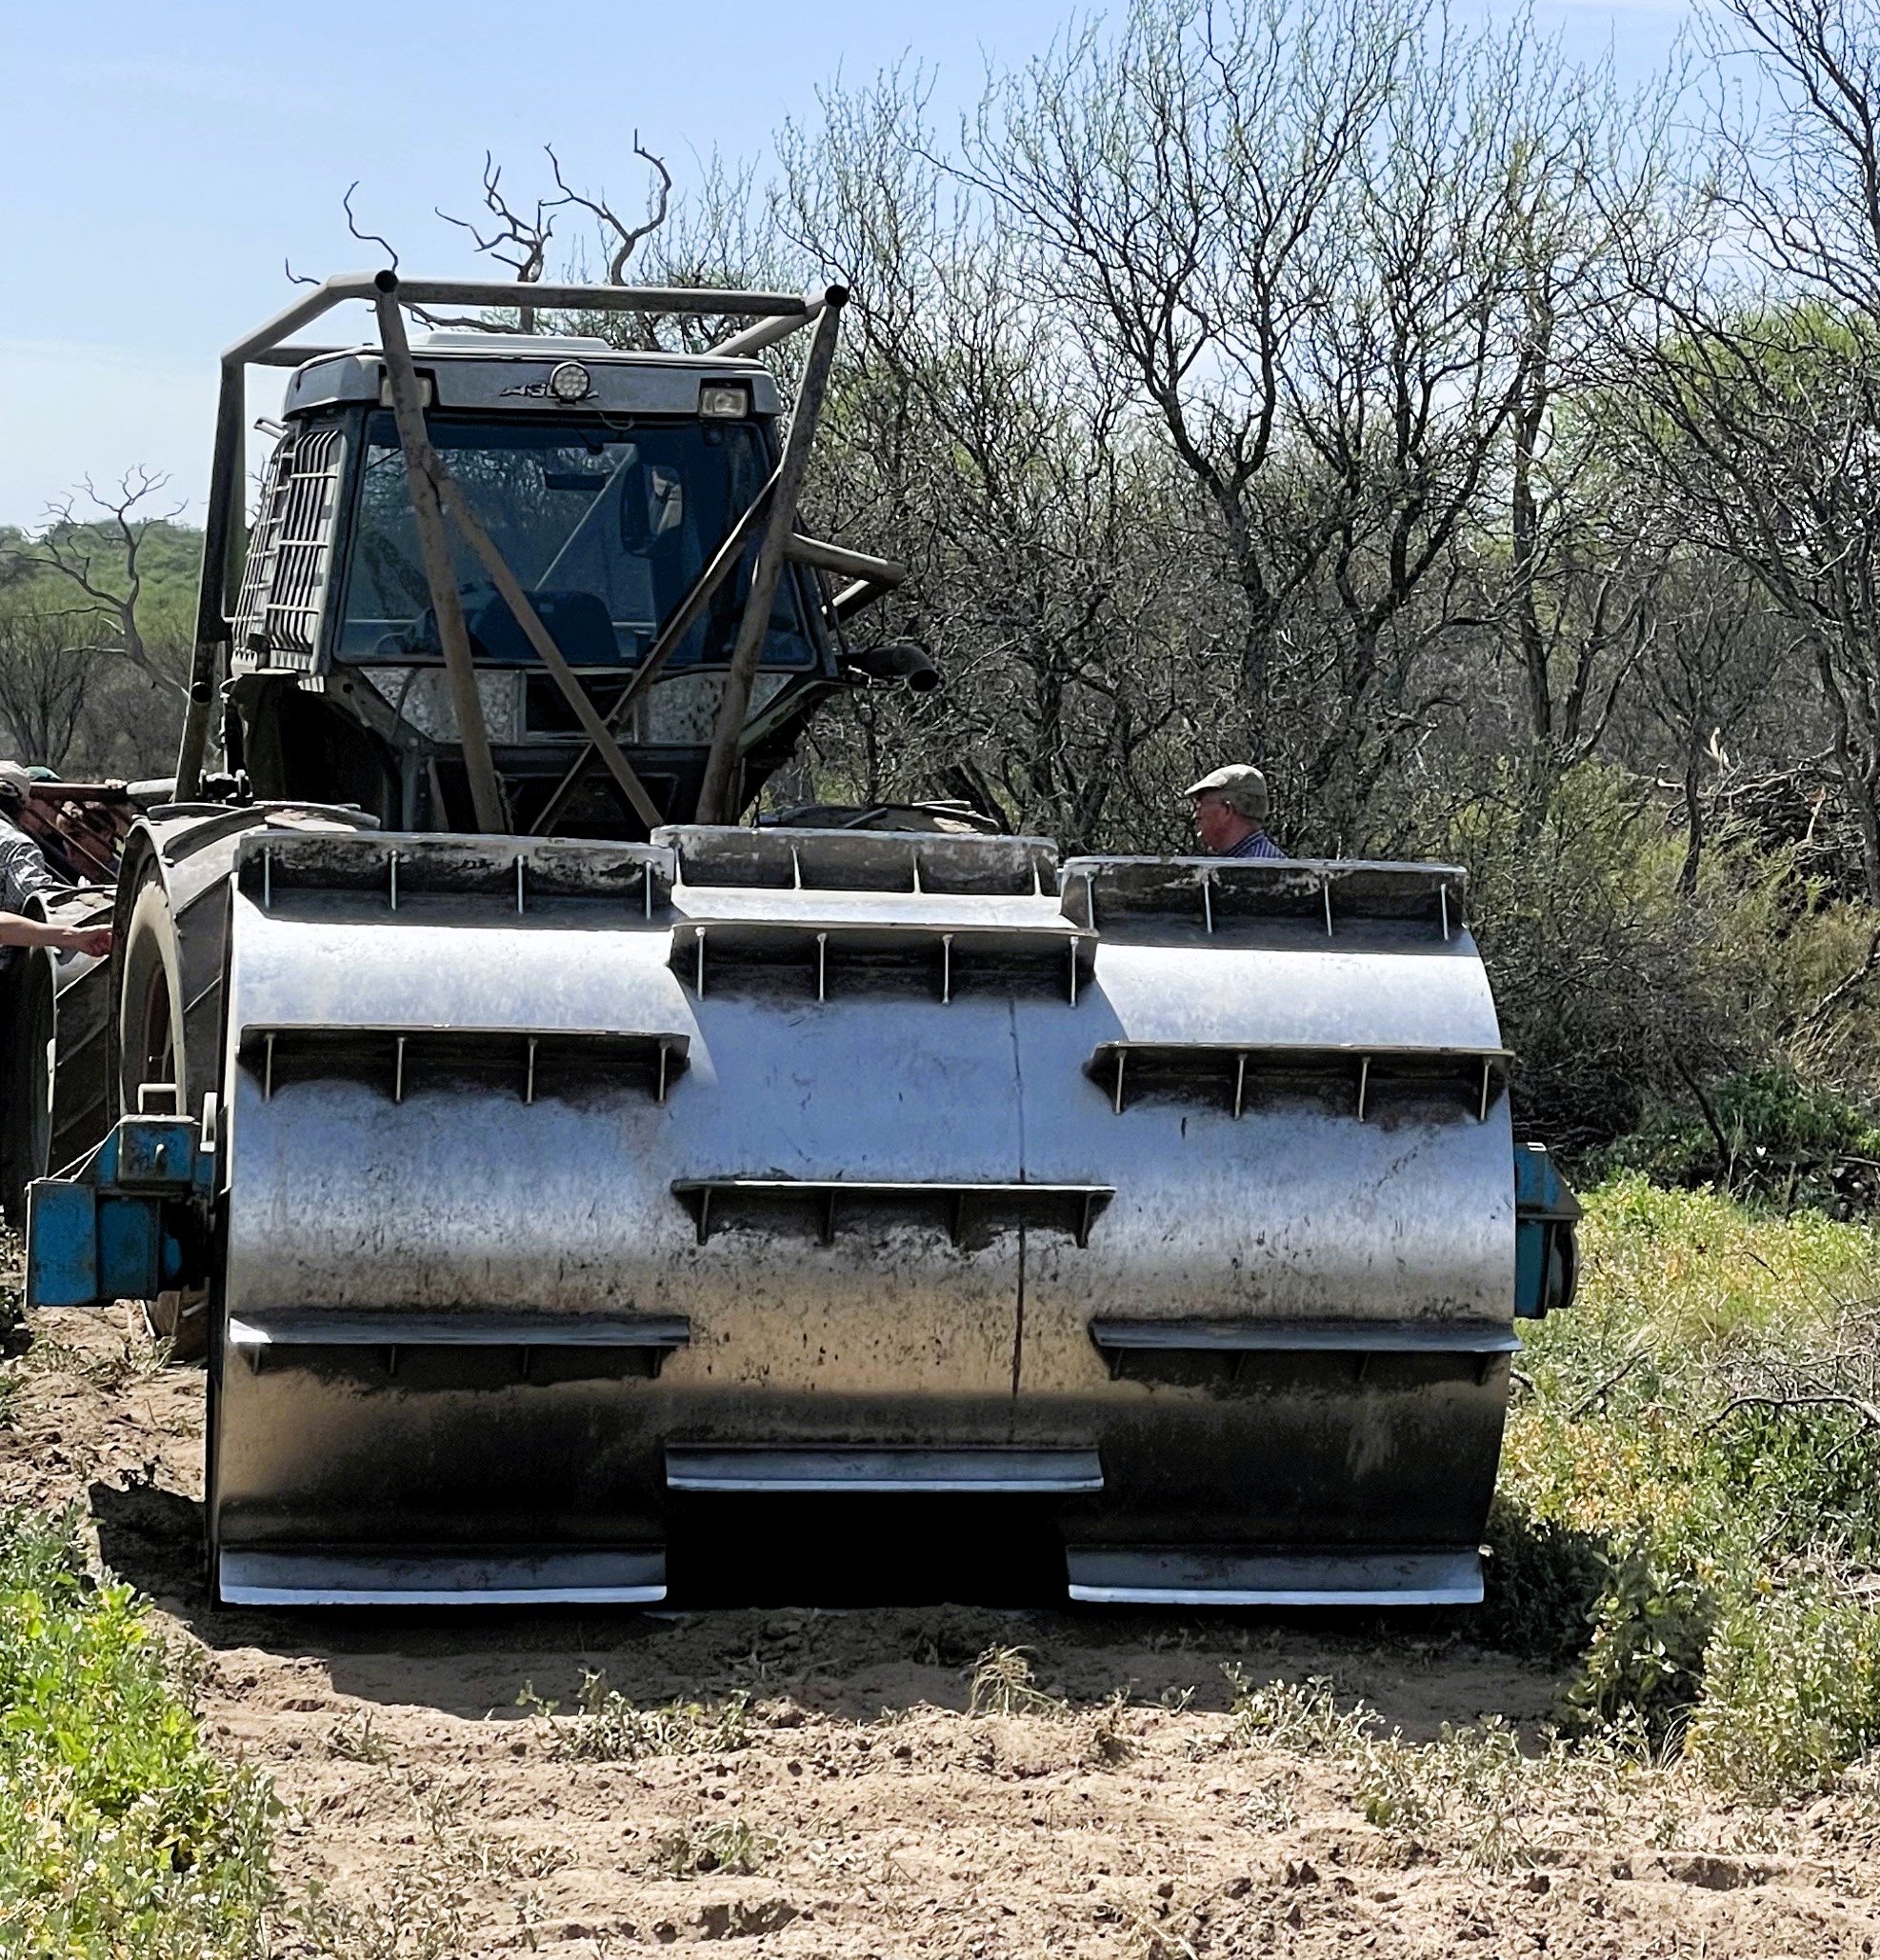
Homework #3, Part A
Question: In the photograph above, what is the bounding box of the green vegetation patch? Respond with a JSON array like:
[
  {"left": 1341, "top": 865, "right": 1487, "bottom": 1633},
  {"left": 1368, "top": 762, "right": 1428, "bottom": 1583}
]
[
  {"left": 1595, "top": 1068, "right": 1880, "bottom": 1212},
  {"left": 1490, "top": 1174, "right": 1880, "bottom": 1797},
  {"left": 0, "top": 1507, "right": 275, "bottom": 1956}
]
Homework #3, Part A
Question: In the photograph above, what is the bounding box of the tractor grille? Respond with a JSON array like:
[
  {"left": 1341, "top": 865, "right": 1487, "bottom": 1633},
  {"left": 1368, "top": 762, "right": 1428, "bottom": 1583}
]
[{"left": 232, "top": 427, "right": 344, "bottom": 672}]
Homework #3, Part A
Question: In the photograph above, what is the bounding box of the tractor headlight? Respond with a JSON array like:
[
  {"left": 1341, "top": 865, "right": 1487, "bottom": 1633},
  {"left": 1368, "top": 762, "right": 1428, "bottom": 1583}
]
[
  {"left": 700, "top": 382, "right": 750, "bottom": 419},
  {"left": 549, "top": 361, "right": 593, "bottom": 404}
]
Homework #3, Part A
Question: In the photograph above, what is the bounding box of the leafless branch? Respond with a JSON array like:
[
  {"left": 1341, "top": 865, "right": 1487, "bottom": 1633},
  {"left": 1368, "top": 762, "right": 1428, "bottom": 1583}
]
[
  {"left": 547, "top": 135, "right": 672, "bottom": 283},
  {"left": 436, "top": 151, "right": 554, "bottom": 283},
  {"left": 1703, "top": 1390, "right": 1880, "bottom": 1433},
  {"left": 342, "top": 181, "right": 399, "bottom": 271}
]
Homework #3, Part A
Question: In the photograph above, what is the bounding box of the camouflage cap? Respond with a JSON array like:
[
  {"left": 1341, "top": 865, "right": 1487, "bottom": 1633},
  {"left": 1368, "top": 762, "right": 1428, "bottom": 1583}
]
[{"left": 1182, "top": 763, "right": 1269, "bottom": 820}]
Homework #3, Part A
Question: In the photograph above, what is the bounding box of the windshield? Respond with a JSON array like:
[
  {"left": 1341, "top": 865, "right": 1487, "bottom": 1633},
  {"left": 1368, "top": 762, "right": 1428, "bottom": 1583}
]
[{"left": 336, "top": 412, "right": 817, "bottom": 670}]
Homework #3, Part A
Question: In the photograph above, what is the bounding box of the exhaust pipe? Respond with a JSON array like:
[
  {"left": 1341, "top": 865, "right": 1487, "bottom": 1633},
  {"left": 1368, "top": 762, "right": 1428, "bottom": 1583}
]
[{"left": 846, "top": 641, "right": 940, "bottom": 692}]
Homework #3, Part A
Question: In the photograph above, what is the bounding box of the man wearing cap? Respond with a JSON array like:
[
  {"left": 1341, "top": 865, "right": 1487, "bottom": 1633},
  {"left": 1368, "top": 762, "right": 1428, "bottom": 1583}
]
[{"left": 1185, "top": 764, "right": 1287, "bottom": 860}]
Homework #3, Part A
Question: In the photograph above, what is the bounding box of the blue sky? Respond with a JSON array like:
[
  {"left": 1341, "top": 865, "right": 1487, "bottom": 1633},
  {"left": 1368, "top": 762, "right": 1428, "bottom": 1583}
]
[{"left": 1, "top": 0, "right": 1693, "bottom": 529}]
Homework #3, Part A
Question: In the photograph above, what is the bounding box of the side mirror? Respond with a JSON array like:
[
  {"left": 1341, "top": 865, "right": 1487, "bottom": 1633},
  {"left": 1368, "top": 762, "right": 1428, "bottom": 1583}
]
[{"left": 845, "top": 641, "right": 940, "bottom": 692}]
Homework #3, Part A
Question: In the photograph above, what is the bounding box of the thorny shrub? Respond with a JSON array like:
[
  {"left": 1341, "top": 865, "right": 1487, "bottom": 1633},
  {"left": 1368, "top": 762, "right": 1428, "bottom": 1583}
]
[
  {"left": 1215, "top": 1671, "right": 1700, "bottom": 1871},
  {"left": 1684, "top": 1580, "right": 1880, "bottom": 1803},
  {"left": 1221, "top": 1671, "right": 1373, "bottom": 1755}
]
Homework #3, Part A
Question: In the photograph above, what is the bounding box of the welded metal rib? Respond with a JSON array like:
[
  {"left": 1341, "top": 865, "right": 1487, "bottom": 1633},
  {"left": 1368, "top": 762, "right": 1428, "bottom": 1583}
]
[
  {"left": 1088, "top": 1318, "right": 1520, "bottom": 1355},
  {"left": 669, "top": 916, "right": 1094, "bottom": 1001},
  {"left": 219, "top": 1548, "right": 668, "bottom": 1608},
  {"left": 237, "top": 1027, "right": 688, "bottom": 1103},
  {"left": 1065, "top": 1547, "right": 1483, "bottom": 1608},
  {"left": 1088, "top": 1041, "right": 1510, "bottom": 1119},
  {"left": 666, "top": 1446, "right": 1104, "bottom": 1494},
  {"left": 671, "top": 1178, "right": 1113, "bottom": 1248},
  {"left": 228, "top": 1311, "right": 690, "bottom": 1349}
]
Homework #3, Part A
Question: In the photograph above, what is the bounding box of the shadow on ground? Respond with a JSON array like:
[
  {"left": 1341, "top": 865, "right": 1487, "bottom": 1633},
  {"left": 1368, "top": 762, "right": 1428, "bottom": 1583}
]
[{"left": 89, "top": 1465, "right": 1565, "bottom": 1742}]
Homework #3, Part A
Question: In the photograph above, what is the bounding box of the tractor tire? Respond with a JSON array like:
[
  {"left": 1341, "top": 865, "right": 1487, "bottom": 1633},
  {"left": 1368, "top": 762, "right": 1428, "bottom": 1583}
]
[
  {"left": 117, "top": 872, "right": 189, "bottom": 1121},
  {"left": 115, "top": 873, "right": 209, "bottom": 1360},
  {"left": 0, "top": 950, "right": 55, "bottom": 1229}
]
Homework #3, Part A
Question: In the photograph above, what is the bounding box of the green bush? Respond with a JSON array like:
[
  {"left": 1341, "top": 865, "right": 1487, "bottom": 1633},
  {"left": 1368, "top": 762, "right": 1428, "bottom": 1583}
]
[
  {"left": 1686, "top": 1581, "right": 1880, "bottom": 1799},
  {"left": 1490, "top": 1174, "right": 1880, "bottom": 1795},
  {"left": 1434, "top": 765, "right": 1880, "bottom": 1161},
  {"left": 0, "top": 1507, "right": 276, "bottom": 1955},
  {"left": 1596, "top": 1068, "right": 1880, "bottom": 1209}
]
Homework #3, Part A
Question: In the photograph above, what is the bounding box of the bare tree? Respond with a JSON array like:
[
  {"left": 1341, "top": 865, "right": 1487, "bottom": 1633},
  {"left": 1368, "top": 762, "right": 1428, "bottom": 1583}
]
[
  {"left": 25, "top": 472, "right": 190, "bottom": 703},
  {"left": 436, "top": 152, "right": 560, "bottom": 301},
  {"left": 1632, "top": 569, "right": 1782, "bottom": 892},
  {"left": 772, "top": 73, "right": 1208, "bottom": 849},
  {"left": 549, "top": 139, "right": 673, "bottom": 284},
  {"left": 1610, "top": 0, "right": 1880, "bottom": 895},
  {"left": 0, "top": 600, "right": 93, "bottom": 768},
  {"left": 959, "top": 0, "right": 1410, "bottom": 765},
  {"left": 1709, "top": 0, "right": 1880, "bottom": 316},
  {"left": 941, "top": 0, "right": 1675, "bottom": 847},
  {"left": 1472, "top": 53, "right": 1686, "bottom": 801}
]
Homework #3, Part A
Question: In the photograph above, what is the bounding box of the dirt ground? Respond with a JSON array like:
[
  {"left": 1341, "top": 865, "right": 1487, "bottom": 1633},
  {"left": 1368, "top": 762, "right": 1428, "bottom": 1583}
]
[{"left": 9, "top": 1306, "right": 1880, "bottom": 1960}]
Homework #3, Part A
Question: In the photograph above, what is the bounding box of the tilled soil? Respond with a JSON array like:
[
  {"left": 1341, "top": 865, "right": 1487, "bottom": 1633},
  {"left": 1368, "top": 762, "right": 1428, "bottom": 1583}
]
[{"left": 9, "top": 1305, "right": 1880, "bottom": 1958}]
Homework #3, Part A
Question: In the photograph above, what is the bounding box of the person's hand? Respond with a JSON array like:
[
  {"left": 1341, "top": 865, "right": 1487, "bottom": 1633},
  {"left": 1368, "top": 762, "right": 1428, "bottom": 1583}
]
[{"left": 58, "top": 925, "right": 112, "bottom": 958}]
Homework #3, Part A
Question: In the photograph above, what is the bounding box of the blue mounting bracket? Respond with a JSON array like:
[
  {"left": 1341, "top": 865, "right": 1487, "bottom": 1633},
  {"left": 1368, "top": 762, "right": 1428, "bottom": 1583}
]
[
  {"left": 26, "top": 1104, "right": 214, "bottom": 1310},
  {"left": 1513, "top": 1140, "right": 1580, "bottom": 1319}
]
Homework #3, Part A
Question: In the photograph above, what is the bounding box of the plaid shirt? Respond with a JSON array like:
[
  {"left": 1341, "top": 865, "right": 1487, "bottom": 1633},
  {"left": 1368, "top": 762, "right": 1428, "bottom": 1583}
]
[
  {"left": 1225, "top": 828, "right": 1286, "bottom": 860},
  {"left": 0, "top": 818, "right": 57, "bottom": 912}
]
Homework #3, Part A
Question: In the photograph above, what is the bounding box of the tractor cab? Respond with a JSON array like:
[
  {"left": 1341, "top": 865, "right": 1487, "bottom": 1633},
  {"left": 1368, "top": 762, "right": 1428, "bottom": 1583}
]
[{"left": 228, "top": 325, "right": 862, "bottom": 835}]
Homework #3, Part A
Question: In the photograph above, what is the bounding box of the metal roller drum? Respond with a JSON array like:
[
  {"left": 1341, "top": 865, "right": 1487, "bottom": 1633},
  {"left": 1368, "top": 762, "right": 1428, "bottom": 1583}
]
[{"left": 201, "top": 822, "right": 1528, "bottom": 1609}]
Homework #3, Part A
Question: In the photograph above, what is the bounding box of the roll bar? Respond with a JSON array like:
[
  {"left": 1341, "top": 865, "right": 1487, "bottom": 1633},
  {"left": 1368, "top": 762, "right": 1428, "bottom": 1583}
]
[{"left": 175, "top": 272, "right": 837, "bottom": 801}]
